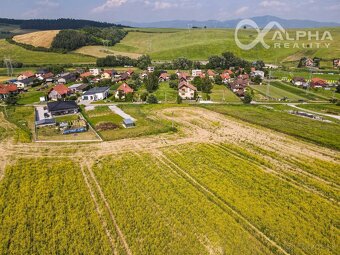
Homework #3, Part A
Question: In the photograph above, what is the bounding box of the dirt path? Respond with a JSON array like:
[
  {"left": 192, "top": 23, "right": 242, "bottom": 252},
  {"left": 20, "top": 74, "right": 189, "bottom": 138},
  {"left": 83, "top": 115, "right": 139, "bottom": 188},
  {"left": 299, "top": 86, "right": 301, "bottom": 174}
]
[
  {"left": 80, "top": 163, "right": 119, "bottom": 255},
  {"left": 85, "top": 161, "right": 132, "bottom": 255}
]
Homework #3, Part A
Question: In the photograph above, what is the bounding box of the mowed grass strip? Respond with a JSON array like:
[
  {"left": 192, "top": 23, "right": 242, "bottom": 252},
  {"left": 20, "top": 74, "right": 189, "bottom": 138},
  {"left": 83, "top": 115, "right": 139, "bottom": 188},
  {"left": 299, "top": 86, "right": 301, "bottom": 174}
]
[
  {"left": 0, "top": 158, "right": 114, "bottom": 254},
  {"left": 92, "top": 153, "right": 273, "bottom": 254},
  {"left": 162, "top": 143, "right": 339, "bottom": 255}
]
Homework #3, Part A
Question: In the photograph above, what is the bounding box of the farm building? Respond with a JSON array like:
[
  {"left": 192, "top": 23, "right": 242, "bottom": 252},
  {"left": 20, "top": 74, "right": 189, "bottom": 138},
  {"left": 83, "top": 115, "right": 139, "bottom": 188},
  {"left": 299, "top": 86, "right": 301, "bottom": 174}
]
[
  {"left": 47, "top": 101, "right": 79, "bottom": 116},
  {"left": 82, "top": 87, "right": 110, "bottom": 101}
]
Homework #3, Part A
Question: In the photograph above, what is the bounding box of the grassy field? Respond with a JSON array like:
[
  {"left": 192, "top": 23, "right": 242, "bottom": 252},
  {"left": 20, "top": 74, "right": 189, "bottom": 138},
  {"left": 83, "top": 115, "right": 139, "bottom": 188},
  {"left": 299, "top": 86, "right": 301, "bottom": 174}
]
[
  {"left": 272, "top": 70, "right": 340, "bottom": 81},
  {"left": 203, "top": 104, "right": 340, "bottom": 150},
  {"left": 0, "top": 39, "right": 95, "bottom": 65},
  {"left": 13, "top": 30, "right": 60, "bottom": 48},
  {"left": 298, "top": 104, "right": 340, "bottom": 115},
  {"left": 0, "top": 106, "right": 34, "bottom": 143},
  {"left": 89, "top": 27, "right": 340, "bottom": 63},
  {"left": 250, "top": 81, "right": 331, "bottom": 102}
]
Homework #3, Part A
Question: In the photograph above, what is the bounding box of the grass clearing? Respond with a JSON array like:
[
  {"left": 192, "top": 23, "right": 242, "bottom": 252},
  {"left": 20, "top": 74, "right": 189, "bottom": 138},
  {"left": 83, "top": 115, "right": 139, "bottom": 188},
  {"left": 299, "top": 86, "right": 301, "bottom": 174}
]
[
  {"left": 202, "top": 104, "right": 340, "bottom": 150},
  {"left": 298, "top": 104, "right": 340, "bottom": 115},
  {"left": 0, "top": 39, "right": 95, "bottom": 65}
]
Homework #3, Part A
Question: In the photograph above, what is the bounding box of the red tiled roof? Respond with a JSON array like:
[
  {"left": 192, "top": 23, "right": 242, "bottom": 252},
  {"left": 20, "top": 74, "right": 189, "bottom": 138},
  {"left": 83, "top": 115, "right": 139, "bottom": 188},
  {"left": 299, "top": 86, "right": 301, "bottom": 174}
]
[
  {"left": 80, "top": 72, "right": 92, "bottom": 78},
  {"left": 159, "top": 73, "right": 169, "bottom": 79},
  {"left": 224, "top": 69, "right": 233, "bottom": 75},
  {"left": 207, "top": 70, "right": 216, "bottom": 77},
  {"left": 221, "top": 73, "right": 230, "bottom": 79},
  {"left": 0, "top": 84, "right": 18, "bottom": 94},
  {"left": 178, "top": 82, "right": 197, "bottom": 91},
  {"left": 52, "top": 84, "right": 70, "bottom": 95},
  {"left": 20, "top": 71, "right": 35, "bottom": 78},
  {"left": 117, "top": 83, "right": 134, "bottom": 94}
]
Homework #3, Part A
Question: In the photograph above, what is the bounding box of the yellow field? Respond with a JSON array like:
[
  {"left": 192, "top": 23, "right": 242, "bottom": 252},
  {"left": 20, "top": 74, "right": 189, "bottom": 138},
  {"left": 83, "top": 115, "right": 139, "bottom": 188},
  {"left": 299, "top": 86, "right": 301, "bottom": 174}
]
[
  {"left": 74, "top": 45, "right": 143, "bottom": 59},
  {"left": 13, "top": 30, "right": 60, "bottom": 48}
]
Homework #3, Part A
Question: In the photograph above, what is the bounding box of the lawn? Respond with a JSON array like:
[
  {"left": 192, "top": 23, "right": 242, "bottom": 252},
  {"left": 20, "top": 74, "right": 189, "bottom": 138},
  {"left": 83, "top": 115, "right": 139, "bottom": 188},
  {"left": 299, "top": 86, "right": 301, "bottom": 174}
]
[
  {"left": 0, "top": 39, "right": 95, "bottom": 65},
  {"left": 0, "top": 106, "right": 34, "bottom": 142},
  {"left": 202, "top": 104, "right": 340, "bottom": 150},
  {"left": 82, "top": 104, "right": 177, "bottom": 141},
  {"left": 204, "top": 85, "right": 241, "bottom": 102},
  {"left": 151, "top": 82, "right": 178, "bottom": 103}
]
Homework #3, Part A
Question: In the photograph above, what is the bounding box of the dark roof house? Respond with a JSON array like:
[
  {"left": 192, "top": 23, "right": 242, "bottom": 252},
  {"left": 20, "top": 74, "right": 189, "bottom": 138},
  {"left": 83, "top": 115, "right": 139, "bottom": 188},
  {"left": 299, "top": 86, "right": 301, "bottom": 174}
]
[{"left": 47, "top": 101, "right": 79, "bottom": 116}]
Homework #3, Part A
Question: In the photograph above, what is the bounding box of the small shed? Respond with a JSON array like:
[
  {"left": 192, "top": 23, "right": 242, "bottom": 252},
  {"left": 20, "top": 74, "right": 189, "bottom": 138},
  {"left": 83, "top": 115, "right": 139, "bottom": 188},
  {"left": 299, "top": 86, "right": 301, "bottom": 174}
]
[{"left": 123, "top": 119, "right": 135, "bottom": 128}]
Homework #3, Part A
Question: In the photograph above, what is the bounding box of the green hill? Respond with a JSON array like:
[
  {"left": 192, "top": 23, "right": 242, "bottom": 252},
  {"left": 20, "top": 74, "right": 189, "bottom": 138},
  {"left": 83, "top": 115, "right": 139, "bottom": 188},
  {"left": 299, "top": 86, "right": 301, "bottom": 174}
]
[{"left": 101, "top": 27, "right": 340, "bottom": 64}]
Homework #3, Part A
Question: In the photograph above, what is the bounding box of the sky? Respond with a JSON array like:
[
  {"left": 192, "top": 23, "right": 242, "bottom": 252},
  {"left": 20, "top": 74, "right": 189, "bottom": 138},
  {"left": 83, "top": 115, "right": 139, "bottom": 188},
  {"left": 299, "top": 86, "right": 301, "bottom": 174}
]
[{"left": 1, "top": 0, "right": 340, "bottom": 23}]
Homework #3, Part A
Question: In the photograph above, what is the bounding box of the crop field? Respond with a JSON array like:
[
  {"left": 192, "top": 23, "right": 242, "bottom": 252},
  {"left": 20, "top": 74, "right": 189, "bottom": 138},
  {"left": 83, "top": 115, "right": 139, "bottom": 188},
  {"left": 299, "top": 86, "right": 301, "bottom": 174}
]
[
  {"left": 13, "top": 30, "right": 60, "bottom": 48},
  {"left": 0, "top": 39, "right": 95, "bottom": 65},
  {"left": 0, "top": 106, "right": 339, "bottom": 254}
]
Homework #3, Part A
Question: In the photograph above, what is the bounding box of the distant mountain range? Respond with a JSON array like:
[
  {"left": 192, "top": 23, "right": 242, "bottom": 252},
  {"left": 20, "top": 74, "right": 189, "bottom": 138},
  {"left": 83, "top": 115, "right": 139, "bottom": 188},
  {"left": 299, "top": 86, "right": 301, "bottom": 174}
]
[{"left": 119, "top": 15, "right": 340, "bottom": 29}]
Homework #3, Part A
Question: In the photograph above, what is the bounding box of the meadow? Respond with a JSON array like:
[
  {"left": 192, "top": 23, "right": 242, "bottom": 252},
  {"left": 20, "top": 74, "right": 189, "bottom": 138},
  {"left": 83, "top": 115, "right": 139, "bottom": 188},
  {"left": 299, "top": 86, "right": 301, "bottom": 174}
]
[
  {"left": 0, "top": 39, "right": 95, "bottom": 65},
  {"left": 202, "top": 104, "right": 340, "bottom": 150}
]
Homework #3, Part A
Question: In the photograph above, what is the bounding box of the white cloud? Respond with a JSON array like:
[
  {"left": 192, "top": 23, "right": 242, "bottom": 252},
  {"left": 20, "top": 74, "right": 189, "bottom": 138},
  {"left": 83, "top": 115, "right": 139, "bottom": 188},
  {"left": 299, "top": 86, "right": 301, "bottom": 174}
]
[
  {"left": 235, "top": 6, "right": 249, "bottom": 15},
  {"left": 153, "top": 1, "right": 178, "bottom": 10},
  {"left": 92, "top": 0, "right": 128, "bottom": 13},
  {"left": 260, "top": 1, "right": 285, "bottom": 8},
  {"left": 36, "top": 0, "right": 60, "bottom": 7}
]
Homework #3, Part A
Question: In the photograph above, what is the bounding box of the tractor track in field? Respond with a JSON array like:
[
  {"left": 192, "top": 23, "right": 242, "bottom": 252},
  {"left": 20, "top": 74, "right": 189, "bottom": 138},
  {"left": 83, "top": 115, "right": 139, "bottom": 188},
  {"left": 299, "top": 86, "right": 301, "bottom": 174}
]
[
  {"left": 209, "top": 143, "right": 340, "bottom": 203},
  {"left": 154, "top": 152, "right": 293, "bottom": 255},
  {"left": 84, "top": 161, "right": 132, "bottom": 255},
  {"left": 80, "top": 163, "right": 119, "bottom": 255}
]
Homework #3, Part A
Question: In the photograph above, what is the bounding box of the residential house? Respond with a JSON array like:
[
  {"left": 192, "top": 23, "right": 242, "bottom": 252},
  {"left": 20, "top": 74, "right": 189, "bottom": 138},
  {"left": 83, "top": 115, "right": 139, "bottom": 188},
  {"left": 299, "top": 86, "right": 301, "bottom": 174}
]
[
  {"left": 159, "top": 73, "right": 170, "bottom": 82},
  {"left": 230, "top": 78, "right": 249, "bottom": 97},
  {"left": 89, "top": 68, "right": 101, "bottom": 76},
  {"left": 68, "top": 83, "right": 89, "bottom": 93},
  {"left": 207, "top": 69, "right": 217, "bottom": 79},
  {"left": 81, "top": 87, "right": 110, "bottom": 101},
  {"left": 119, "top": 72, "right": 129, "bottom": 81},
  {"left": 310, "top": 78, "right": 328, "bottom": 88},
  {"left": 101, "top": 70, "right": 112, "bottom": 80},
  {"left": 127, "top": 69, "right": 134, "bottom": 76},
  {"left": 115, "top": 83, "right": 134, "bottom": 99},
  {"left": 0, "top": 84, "right": 18, "bottom": 99},
  {"left": 47, "top": 101, "right": 79, "bottom": 116},
  {"left": 177, "top": 72, "right": 190, "bottom": 80},
  {"left": 17, "top": 71, "right": 35, "bottom": 81},
  {"left": 147, "top": 66, "right": 155, "bottom": 73},
  {"left": 48, "top": 84, "right": 71, "bottom": 101},
  {"left": 292, "top": 77, "right": 307, "bottom": 87},
  {"left": 80, "top": 72, "right": 93, "bottom": 79},
  {"left": 14, "top": 77, "right": 34, "bottom": 89},
  {"left": 57, "top": 72, "right": 77, "bottom": 84},
  {"left": 178, "top": 81, "right": 197, "bottom": 100},
  {"left": 221, "top": 73, "right": 231, "bottom": 84},
  {"left": 192, "top": 70, "right": 203, "bottom": 77},
  {"left": 140, "top": 71, "right": 148, "bottom": 79},
  {"left": 250, "top": 70, "right": 265, "bottom": 79}
]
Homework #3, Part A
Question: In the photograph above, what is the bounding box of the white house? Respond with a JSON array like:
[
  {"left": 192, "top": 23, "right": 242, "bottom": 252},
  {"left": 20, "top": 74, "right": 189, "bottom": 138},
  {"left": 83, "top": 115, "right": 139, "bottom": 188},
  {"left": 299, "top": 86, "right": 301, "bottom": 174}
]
[
  {"left": 89, "top": 68, "right": 101, "bottom": 76},
  {"left": 147, "top": 66, "right": 155, "bottom": 73},
  {"left": 81, "top": 87, "right": 110, "bottom": 101},
  {"left": 192, "top": 70, "right": 202, "bottom": 77},
  {"left": 178, "top": 81, "right": 197, "bottom": 100},
  {"left": 251, "top": 70, "right": 265, "bottom": 79}
]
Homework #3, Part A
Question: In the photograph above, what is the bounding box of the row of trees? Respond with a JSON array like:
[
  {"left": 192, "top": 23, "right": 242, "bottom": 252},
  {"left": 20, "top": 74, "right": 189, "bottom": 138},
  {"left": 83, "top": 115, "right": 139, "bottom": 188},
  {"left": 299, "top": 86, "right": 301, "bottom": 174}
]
[{"left": 96, "top": 55, "right": 152, "bottom": 70}]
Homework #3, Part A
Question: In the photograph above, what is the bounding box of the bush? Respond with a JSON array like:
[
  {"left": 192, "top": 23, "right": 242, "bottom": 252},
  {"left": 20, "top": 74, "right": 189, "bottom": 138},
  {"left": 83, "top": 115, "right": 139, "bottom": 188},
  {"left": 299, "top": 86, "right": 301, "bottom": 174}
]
[{"left": 147, "top": 94, "right": 158, "bottom": 104}]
